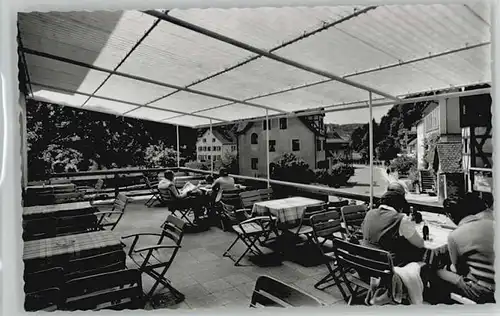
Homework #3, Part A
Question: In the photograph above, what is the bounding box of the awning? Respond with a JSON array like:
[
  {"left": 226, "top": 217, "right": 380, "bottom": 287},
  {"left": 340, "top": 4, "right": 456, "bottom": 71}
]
[{"left": 18, "top": 2, "right": 491, "bottom": 128}]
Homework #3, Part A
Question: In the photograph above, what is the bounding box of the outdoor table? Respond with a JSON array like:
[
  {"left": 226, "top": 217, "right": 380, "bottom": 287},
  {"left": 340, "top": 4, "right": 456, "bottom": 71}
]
[
  {"left": 23, "top": 231, "right": 123, "bottom": 273},
  {"left": 23, "top": 201, "right": 97, "bottom": 220},
  {"left": 415, "top": 212, "right": 455, "bottom": 269},
  {"left": 252, "top": 196, "right": 325, "bottom": 226}
]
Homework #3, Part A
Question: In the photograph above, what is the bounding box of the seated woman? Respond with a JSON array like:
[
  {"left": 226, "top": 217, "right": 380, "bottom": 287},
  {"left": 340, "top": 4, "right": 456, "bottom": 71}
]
[
  {"left": 211, "top": 168, "right": 236, "bottom": 192},
  {"left": 431, "top": 193, "right": 495, "bottom": 304},
  {"left": 157, "top": 171, "right": 207, "bottom": 224},
  {"left": 361, "top": 190, "right": 425, "bottom": 266}
]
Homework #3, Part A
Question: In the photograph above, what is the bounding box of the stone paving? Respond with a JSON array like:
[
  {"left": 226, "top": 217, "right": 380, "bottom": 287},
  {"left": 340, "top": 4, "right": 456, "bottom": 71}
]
[{"left": 114, "top": 199, "right": 346, "bottom": 310}]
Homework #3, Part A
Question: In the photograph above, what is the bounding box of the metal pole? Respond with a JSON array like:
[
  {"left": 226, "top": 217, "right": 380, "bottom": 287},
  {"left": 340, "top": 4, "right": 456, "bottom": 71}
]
[
  {"left": 369, "top": 92, "right": 374, "bottom": 209},
  {"left": 176, "top": 124, "right": 180, "bottom": 168},
  {"left": 210, "top": 119, "right": 214, "bottom": 174},
  {"left": 266, "top": 109, "right": 270, "bottom": 188}
]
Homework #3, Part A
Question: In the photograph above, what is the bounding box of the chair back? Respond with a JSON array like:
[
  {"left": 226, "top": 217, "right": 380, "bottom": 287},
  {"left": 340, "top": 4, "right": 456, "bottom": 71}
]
[
  {"left": 310, "top": 210, "right": 343, "bottom": 242},
  {"left": 25, "top": 287, "right": 61, "bottom": 311},
  {"left": 220, "top": 189, "right": 244, "bottom": 207},
  {"left": 332, "top": 239, "right": 394, "bottom": 282},
  {"left": 340, "top": 205, "right": 367, "bottom": 231},
  {"left": 258, "top": 188, "right": 274, "bottom": 201},
  {"left": 250, "top": 275, "right": 323, "bottom": 307},
  {"left": 113, "top": 193, "right": 129, "bottom": 213},
  {"left": 24, "top": 267, "right": 64, "bottom": 294},
  {"left": 66, "top": 250, "right": 126, "bottom": 280},
  {"left": 239, "top": 190, "right": 262, "bottom": 209},
  {"left": 161, "top": 214, "right": 186, "bottom": 247},
  {"left": 328, "top": 199, "right": 349, "bottom": 208},
  {"left": 64, "top": 269, "right": 144, "bottom": 310}
]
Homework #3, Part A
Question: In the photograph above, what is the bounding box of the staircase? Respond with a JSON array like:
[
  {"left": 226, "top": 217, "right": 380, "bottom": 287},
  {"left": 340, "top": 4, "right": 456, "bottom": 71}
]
[{"left": 419, "top": 170, "right": 436, "bottom": 194}]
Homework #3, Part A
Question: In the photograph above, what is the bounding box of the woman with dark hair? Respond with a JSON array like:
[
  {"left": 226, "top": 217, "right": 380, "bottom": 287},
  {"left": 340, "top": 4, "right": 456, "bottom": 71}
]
[
  {"left": 431, "top": 192, "right": 495, "bottom": 304},
  {"left": 211, "top": 167, "right": 236, "bottom": 193},
  {"left": 362, "top": 190, "right": 425, "bottom": 265}
]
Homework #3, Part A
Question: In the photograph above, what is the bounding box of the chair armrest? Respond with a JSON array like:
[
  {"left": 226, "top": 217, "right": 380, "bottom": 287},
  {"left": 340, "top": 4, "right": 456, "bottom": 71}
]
[
  {"left": 94, "top": 211, "right": 123, "bottom": 216},
  {"left": 134, "top": 244, "right": 181, "bottom": 253},
  {"left": 240, "top": 216, "right": 272, "bottom": 225},
  {"left": 234, "top": 208, "right": 252, "bottom": 213},
  {"left": 122, "top": 233, "right": 163, "bottom": 239},
  {"left": 450, "top": 293, "right": 477, "bottom": 304}
]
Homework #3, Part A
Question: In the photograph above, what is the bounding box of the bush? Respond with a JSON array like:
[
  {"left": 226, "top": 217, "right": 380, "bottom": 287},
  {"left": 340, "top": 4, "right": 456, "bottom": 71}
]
[
  {"left": 271, "top": 153, "right": 315, "bottom": 184},
  {"left": 185, "top": 161, "right": 209, "bottom": 171},
  {"left": 314, "top": 169, "right": 331, "bottom": 184},
  {"left": 389, "top": 156, "right": 417, "bottom": 175},
  {"left": 144, "top": 142, "right": 177, "bottom": 168},
  {"left": 330, "top": 163, "right": 355, "bottom": 185}
]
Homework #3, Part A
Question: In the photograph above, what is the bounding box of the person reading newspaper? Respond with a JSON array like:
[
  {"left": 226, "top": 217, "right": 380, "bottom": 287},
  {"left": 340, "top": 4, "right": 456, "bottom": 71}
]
[{"left": 158, "top": 171, "right": 208, "bottom": 224}]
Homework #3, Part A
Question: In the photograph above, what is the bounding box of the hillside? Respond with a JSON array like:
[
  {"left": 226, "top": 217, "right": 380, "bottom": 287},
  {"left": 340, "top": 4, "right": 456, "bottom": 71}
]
[{"left": 326, "top": 123, "right": 363, "bottom": 140}]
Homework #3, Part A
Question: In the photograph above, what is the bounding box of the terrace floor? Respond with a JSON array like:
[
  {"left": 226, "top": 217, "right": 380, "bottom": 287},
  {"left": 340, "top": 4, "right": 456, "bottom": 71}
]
[{"left": 115, "top": 198, "right": 347, "bottom": 310}]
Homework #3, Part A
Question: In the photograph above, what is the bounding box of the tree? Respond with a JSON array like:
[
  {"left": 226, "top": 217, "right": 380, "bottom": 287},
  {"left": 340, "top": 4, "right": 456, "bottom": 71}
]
[{"left": 144, "top": 142, "right": 178, "bottom": 168}]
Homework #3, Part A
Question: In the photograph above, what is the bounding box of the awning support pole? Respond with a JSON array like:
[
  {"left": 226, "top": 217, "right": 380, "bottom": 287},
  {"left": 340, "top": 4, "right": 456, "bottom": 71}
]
[
  {"left": 369, "top": 92, "right": 374, "bottom": 209},
  {"left": 176, "top": 124, "right": 180, "bottom": 169},
  {"left": 266, "top": 109, "right": 270, "bottom": 188},
  {"left": 210, "top": 119, "right": 214, "bottom": 174}
]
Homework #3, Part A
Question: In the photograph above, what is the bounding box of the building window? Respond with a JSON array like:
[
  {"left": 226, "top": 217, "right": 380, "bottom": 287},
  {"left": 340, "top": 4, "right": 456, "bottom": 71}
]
[
  {"left": 269, "top": 140, "right": 276, "bottom": 152},
  {"left": 263, "top": 119, "right": 272, "bottom": 130},
  {"left": 203, "top": 138, "right": 206, "bottom": 143},
  {"left": 198, "top": 146, "right": 202, "bottom": 151},
  {"left": 323, "top": 140, "right": 326, "bottom": 150},
  {"left": 212, "top": 138, "right": 216, "bottom": 143},
  {"left": 231, "top": 145, "right": 237, "bottom": 151},
  {"left": 292, "top": 139, "right": 300, "bottom": 151},
  {"left": 316, "top": 139, "right": 322, "bottom": 151},
  {"left": 279, "top": 118, "right": 287, "bottom": 130},
  {"left": 207, "top": 147, "right": 211, "bottom": 151},
  {"left": 251, "top": 133, "right": 258, "bottom": 144},
  {"left": 251, "top": 158, "right": 258, "bottom": 170},
  {"left": 217, "top": 155, "right": 221, "bottom": 160}
]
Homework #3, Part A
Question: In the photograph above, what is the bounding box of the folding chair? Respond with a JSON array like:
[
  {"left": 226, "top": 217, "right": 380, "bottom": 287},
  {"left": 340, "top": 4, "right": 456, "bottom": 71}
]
[
  {"left": 258, "top": 188, "right": 274, "bottom": 201},
  {"left": 286, "top": 203, "right": 328, "bottom": 247},
  {"left": 94, "top": 192, "right": 129, "bottom": 231},
  {"left": 310, "top": 210, "right": 348, "bottom": 300},
  {"left": 65, "top": 250, "right": 126, "bottom": 280},
  {"left": 63, "top": 269, "right": 144, "bottom": 310},
  {"left": 340, "top": 205, "right": 368, "bottom": 239},
  {"left": 223, "top": 212, "right": 276, "bottom": 266},
  {"left": 143, "top": 175, "right": 160, "bottom": 207},
  {"left": 332, "top": 238, "right": 395, "bottom": 305},
  {"left": 122, "top": 215, "right": 186, "bottom": 301},
  {"left": 250, "top": 275, "right": 324, "bottom": 308},
  {"left": 214, "top": 189, "right": 251, "bottom": 231}
]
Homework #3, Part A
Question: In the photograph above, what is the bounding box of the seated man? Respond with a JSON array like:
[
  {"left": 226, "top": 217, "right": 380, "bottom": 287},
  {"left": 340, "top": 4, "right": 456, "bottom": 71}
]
[
  {"left": 432, "top": 193, "right": 495, "bottom": 304},
  {"left": 157, "top": 171, "right": 206, "bottom": 224},
  {"left": 362, "top": 190, "right": 425, "bottom": 265}
]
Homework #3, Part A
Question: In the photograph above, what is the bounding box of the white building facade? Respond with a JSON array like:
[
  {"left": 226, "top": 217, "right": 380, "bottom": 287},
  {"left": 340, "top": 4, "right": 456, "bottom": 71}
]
[{"left": 196, "top": 129, "right": 237, "bottom": 162}]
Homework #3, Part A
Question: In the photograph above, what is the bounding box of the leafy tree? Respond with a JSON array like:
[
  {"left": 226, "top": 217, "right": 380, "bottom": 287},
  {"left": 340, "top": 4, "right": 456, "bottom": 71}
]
[
  {"left": 271, "top": 153, "right": 314, "bottom": 184},
  {"left": 144, "top": 142, "right": 178, "bottom": 168}
]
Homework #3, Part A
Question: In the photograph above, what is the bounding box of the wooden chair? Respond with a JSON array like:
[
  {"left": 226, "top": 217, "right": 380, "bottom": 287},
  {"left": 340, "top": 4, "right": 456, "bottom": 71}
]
[
  {"left": 25, "top": 287, "right": 62, "bottom": 311},
  {"left": 328, "top": 199, "right": 349, "bottom": 208},
  {"left": 24, "top": 267, "right": 64, "bottom": 294},
  {"left": 219, "top": 188, "right": 244, "bottom": 208},
  {"left": 143, "top": 175, "right": 160, "bottom": 207},
  {"left": 63, "top": 269, "right": 144, "bottom": 311},
  {"left": 340, "top": 205, "right": 368, "bottom": 239},
  {"left": 450, "top": 293, "right": 477, "bottom": 304},
  {"left": 65, "top": 250, "right": 126, "bottom": 280},
  {"left": 222, "top": 212, "right": 276, "bottom": 266},
  {"left": 214, "top": 189, "right": 251, "bottom": 231},
  {"left": 94, "top": 192, "right": 129, "bottom": 231},
  {"left": 22, "top": 217, "right": 58, "bottom": 241},
  {"left": 258, "top": 188, "right": 274, "bottom": 201},
  {"left": 286, "top": 203, "right": 328, "bottom": 247},
  {"left": 332, "top": 238, "right": 395, "bottom": 304},
  {"left": 123, "top": 215, "right": 186, "bottom": 301},
  {"left": 310, "top": 210, "right": 348, "bottom": 299},
  {"left": 250, "top": 275, "right": 324, "bottom": 307}
]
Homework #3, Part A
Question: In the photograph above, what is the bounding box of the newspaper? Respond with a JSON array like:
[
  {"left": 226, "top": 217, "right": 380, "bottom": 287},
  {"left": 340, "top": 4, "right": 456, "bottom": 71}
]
[{"left": 179, "top": 182, "right": 198, "bottom": 195}]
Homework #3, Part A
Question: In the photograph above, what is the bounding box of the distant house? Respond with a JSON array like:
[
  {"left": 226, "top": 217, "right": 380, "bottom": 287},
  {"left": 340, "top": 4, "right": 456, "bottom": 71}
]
[
  {"left": 324, "top": 126, "right": 351, "bottom": 166},
  {"left": 236, "top": 114, "right": 326, "bottom": 177},
  {"left": 414, "top": 97, "right": 462, "bottom": 169},
  {"left": 196, "top": 129, "right": 237, "bottom": 163}
]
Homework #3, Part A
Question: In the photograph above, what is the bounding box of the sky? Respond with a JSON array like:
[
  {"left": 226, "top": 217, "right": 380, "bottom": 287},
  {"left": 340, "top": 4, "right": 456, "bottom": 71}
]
[{"left": 324, "top": 105, "right": 393, "bottom": 125}]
